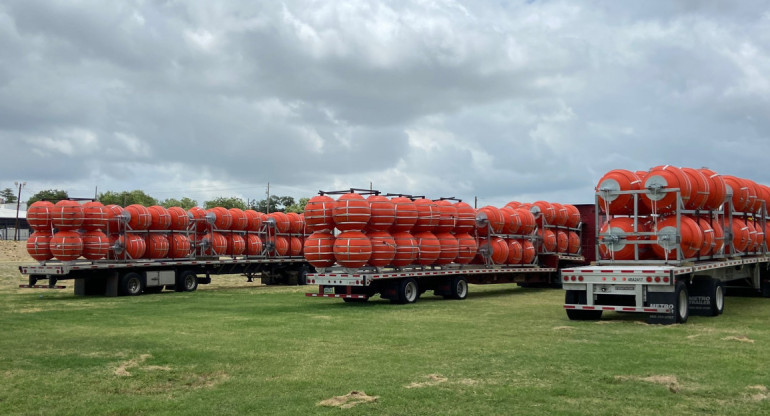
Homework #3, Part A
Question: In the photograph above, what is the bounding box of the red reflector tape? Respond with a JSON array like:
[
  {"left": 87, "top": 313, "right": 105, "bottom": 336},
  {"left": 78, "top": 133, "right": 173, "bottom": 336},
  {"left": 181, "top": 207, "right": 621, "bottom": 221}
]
[
  {"left": 564, "top": 305, "right": 576, "bottom": 309},
  {"left": 621, "top": 307, "right": 636, "bottom": 312}
]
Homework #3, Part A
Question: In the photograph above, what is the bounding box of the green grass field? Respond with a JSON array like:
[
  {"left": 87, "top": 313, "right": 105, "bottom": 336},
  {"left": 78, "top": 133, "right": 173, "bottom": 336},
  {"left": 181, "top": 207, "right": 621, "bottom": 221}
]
[{"left": 2, "top": 258, "right": 770, "bottom": 415}]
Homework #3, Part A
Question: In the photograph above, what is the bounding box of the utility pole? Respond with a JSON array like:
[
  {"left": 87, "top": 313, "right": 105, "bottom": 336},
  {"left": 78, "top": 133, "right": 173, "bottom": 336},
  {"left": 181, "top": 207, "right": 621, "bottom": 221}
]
[
  {"left": 266, "top": 182, "right": 271, "bottom": 213},
  {"left": 13, "top": 181, "right": 26, "bottom": 241}
]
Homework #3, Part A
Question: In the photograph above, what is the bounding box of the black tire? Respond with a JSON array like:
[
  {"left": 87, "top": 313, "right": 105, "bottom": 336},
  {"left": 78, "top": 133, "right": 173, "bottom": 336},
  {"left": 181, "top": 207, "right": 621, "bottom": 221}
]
[
  {"left": 564, "top": 290, "right": 602, "bottom": 321},
  {"left": 762, "top": 280, "right": 770, "bottom": 298},
  {"left": 710, "top": 280, "right": 725, "bottom": 316},
  {"left": 449, "top": 276, "right": 468, "bottom": 300},
  {"left": 674, "top": 280, "right": 689, "bottom": 323},
  {"left": 397, "top": 278, "right": 419, "bottom": 304},
  {"left": 120, "top": 272, "right": 144, "bottom": 296},
  {"left": 178, "top": 270, "right": 198, "bottom": 292}
]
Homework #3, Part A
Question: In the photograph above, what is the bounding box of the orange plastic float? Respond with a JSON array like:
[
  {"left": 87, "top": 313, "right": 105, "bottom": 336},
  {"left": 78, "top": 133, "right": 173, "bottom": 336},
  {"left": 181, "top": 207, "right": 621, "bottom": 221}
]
[
  {"left": 453, "top": 201, "right": 476, "bottom": 233},
  {"left": 434, "top": 200, "right": 457, "bottom": 233},
  {"left": 413, "top": 231, "right": 441, "bottom": 265},
  {"left": 476, "top": 206, "right": 504, "bottom": 236},
  {"left": 304, "top": 195, "right": 336, "bottom": 232},
  {"left": 289, "top": 236, "right": 303, "bottom": 256},
  {"left": 722, "top": 176, "right": 750, "bottom": 213},
  {"left": 390, "top": 196, "right": 418, "bottom": 233},
  {"left": 225, "top": 234, "right": 246, "bottom": 256},
  {"left": 82, "top": 201, "right": 107, "bottom": 231},
  {"left": 391, "top": 231, "right": 418, "bottom": 266},
  {"left": 507, "top": 239, "right": 523, "bottom": 264},
  {"left": 304, "top": 232, "right": 335, "bottom": 267},
  {"left": 367, "top": 231, "right": 396, "bottom": 267},
  {"left": 412, "top": 198, "right": 440, "bottom": 233},
  {"left": 27, "top": 201, "right": 55, "bottom": 230},
  {"left": 81, "top": 230, "right": 109, "bottom": 260},
  {"left": 520, "top": 240, "right": 536, "bottom": 264},
  {"left": 366, "top": 195, "right": 395, "bottom": 232},
  {"left": 167, "top": 207, "right": 189, "bottom": 231},
  {"left": 124, "top": 204, "right": 151, "bottom": 230},
  {"left": 333, "top": 231, "right": 371, "bottom": 268},
  {"left": 167, "top": 234, "right": 191, "bottom": 258},
  {"left": 52, "top": 200, "right": 84, "bottom": 231},
  {"left": 542, "top": 229, "right": 557, "bottom": 253},
  {"left": 147, "top": 205, "right": 171, "bottom": 230},
  {"left": 556, "top": 230, "right": 569, "bottom": 253},
  {"left": 567, "top": 231, "right": 581, "bottom": 254},
  {"left": 244, "top": 210, "right": 263, "bottom": 232},
  {"left": 454, "top": 232, "right": 477, "bottom": 264},
  {"left": 516, "top": 208, "right": 537, "bottom": 235},
  {"left": 201, "top": 232, "right": 227, "bottom": 256},
  {"left": 144, "top": 233, "right": 170, "bottom": 259},
  {"left": 26, "top": 231, "right": 53, "bottom": 261},
  {"left": 434, "top": 232, "right": 459, "bottom": 265},
  {"left": 245, "top": 234, "right": 263, "bottom": 256},
  {"left": 50, "top": 230, "right": 83, "bottom": 261},
  {"left": 681, "top": 167, "right": 710, "bottom": 210},
  {"left": 599, "top": 217, "right": 647, "bottom": 261},
  {"left": 267, "top": 212, "right": 290, "bottom": 234},
  {"left": 596, "top": 169, "right": 644, "bottom": 215},
  {"left": 652, "top": 216, "right": 703, "bottom": 260},
  {"left": 229, "top": 208, "right": 248, "bottom": 231},
  {"left": 642, "top": 165, "right": 693, "bottom": 214},
  {"left": 565, "top": 204, "right": 581, "bottom": 228},
  {"left": 333, "top": 193, "right": 371, "bottom": 231},
  {"left": 698, "top": 168, "right": 726, "bottom": 210},
  {"left": 270, "top": 236, "right": 290, "bottom": 256}
]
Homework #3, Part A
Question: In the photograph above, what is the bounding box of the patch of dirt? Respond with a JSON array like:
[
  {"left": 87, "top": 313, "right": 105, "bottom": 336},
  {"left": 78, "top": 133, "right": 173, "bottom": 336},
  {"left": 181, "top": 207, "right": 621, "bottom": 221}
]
[
  {"left": 0, "top": 240, "right": 28, "bottom": 262},
  {"left": 616, "top": 375, "right": 680, "bottom": 393},
  {"left": 114, "top": 354, "right": 153, "bottom": 377},
  {"left": 747, "top": 385, "right": 769, "bottom": 401},
  {"left": 722, "top": 335, "right": 754, "bottom": 344},
  {"left": 318, "top": 391, "right": 378, "bottom": 409},
  {"left": 553, "top": 326, "right": 574, "bottom": 331},
  {"left": 405, "top": 374, "right": 449, "bottom": 389},
  {"left": 185, "top": 371, "right": 230, "bottom": 389}
]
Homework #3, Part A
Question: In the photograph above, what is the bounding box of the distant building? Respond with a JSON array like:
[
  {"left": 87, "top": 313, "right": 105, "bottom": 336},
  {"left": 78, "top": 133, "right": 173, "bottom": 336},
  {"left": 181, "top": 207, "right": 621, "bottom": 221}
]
[{"left": 0, "top": 204, "right": 29, "bottom": 240}]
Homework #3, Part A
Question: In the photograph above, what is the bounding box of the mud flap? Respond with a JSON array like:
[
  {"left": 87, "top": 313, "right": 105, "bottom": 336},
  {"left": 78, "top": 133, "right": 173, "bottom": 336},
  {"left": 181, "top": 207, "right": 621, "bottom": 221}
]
[
  {"left": 687, "top": 278, "right": 716, "bottom": 316},
  {"left": 646, "top": 290, "right": 676, "bottom": 324}
]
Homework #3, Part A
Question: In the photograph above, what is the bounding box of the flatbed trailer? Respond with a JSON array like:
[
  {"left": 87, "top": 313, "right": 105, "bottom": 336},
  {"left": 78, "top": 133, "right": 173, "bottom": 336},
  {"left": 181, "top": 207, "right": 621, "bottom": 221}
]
[
  {"left": 19, "top": 256, "right": 310, "bottom": 296},
  {"left": 306, "top": 254, "right": 585, "bottom": 303}
]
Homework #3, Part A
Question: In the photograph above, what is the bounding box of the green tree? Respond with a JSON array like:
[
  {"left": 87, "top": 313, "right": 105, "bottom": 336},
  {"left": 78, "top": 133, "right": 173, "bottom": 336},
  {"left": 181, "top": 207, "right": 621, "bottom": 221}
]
[
  {"left": 27, "top": 189, "right": 69, "bottom": 205},
  {"left": 247, "top": 195, "right": 297, "bottom": 213},
  {"left": 284, "top": 197, "right": 309, "bottom": 214},
  {"left": 204, "top": 197, "right": 247, "bottom": 210},
  {"left": 160, "top": 197, "right": 197, "bottom": 209},
  {"left": 99, "top": 190, "right": 158, "bottom": 206},
  {"left": 0, "top": 187, "right": 17, "bottom": 204}
]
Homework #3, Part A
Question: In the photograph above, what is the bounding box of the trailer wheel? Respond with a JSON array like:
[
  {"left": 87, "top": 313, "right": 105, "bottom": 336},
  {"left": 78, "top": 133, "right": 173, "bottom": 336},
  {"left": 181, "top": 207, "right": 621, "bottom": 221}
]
[
  {"left": 396, "top": 278, "right": 419, "bottom": 304},
  {"left": 710, "top": 280, "right": 725, "bottom": 316},
  {"left": 674, "top": 281, "right": 689, "bottom": 323},
  {"left": 179, "top": 271, "right": 198, "bottom": 292},
  {"left": 564, "top": 290, "right": 602, "bottom": 321},
  {"left": 120, "top": 272, "right": 144, "bottom": 296},
  {"left": 449, "top": 276, "right": 468, "bottom": 300}
]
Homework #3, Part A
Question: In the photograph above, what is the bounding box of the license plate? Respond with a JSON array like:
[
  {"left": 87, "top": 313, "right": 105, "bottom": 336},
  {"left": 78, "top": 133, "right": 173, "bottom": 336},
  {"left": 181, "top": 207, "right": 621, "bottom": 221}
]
[
  {"left": 615, "top": 285, "right": 634, "bottom": 291},
  {"left": 323, "top": 287, "right": 335, "bottom": 295}
]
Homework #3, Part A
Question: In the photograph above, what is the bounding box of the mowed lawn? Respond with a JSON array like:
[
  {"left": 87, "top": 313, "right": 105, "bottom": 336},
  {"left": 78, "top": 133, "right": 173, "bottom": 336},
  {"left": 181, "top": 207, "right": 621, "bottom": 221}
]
[{"left": 2, "top": 263, "right": 770, "bottom": 415}]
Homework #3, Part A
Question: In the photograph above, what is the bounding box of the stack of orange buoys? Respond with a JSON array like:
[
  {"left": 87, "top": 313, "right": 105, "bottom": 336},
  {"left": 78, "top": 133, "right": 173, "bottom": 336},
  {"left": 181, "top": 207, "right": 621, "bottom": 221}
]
[{"left": 596, "top": 166, "right": 770, "bottom": 261}]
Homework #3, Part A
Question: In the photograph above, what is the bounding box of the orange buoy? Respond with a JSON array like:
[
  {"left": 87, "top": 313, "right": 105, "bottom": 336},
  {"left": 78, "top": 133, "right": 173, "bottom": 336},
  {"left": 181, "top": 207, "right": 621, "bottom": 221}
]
[
  {"left": 551, "top": 203, "right": 568, "bottom": 227},
  {"left": 333, "top": 231, "right": 371, "bottom": 268},
  {"left": 108, "top": 233, "right": 144, "bottom": 260},
  {"left": 147, "top": 205, "right": 171, "bottom": 230},
  {"left": 188, "top": 206, "right": 206, "bottom": 224},
  {"left": 26, "top": 231, "right": 53, "bottom": 261},
  {"left": 745, "top": 220, "right": 759, "bottom": 252},
  {"left": 201, "top": 232, "right": 227, "bottom": 256},
  {"left": 299, "top": 213, "right": 306, "bottom": 234},
  {"left": 476, "top": 206, "right": 504, "bottom": 236},
  {"left": 367, "top": 231, "right": 396, "bottom": 267},
  {"left": 81, "top": 201, "right": 107, "bottom": 231},
  {"left": 681, "top": 167, "right": 710, "bottom": 210},
  {"left": 698, "top": 168, "right": 727, "bottom": 210},
  {"left": 599, "top": 217, "right": 647, "bottom": 261},
  {"left": 333, "top": 193, "right": 371, "bottom": 231},
  {"left": 696, "top": 218, "right": 715, "bottom": 257},
  {"left": 27, "top": 201, "right": 55, "bottom": 231},
  {"left": 244, "top": 210, "right": 263, "bottom": 232},
  {"left": 756, "top": 184, "right": 770, "bottom": 216},
  {"left": 104, "top": 204, "right": 126, "bottom": 234},
  {"left": 434, "top": 232, "right": 459, "bottom": 265},
  {"left": 500, "top": 206, "right": 522, "bottom": 235},
  {"left": 206, "top": 207, "right": 233, "bottom": 230},
  {"left": 245, "top": 234, "right": 263, "bottom": 256},
  {"left": 167, "top": 207, "right": 189, "bottom": 231},
  {"left": 167, "top": 234, "right": 191, "bottom": 258},
  {"left": 434, "top": 200, "right": 458, "bottom": 233},
  {"left": 289, "top": 236, "right": 303, "bottom": 256},
  {"left": 268, "top": 236, "right": 290, "bottom": 256},
  {"left": 708, "top": 217, "right": 725, "bottom": 255},
  {"left": 722, "top": 176, "right": 750, "bottom": 213},
  {"left": 505, "top": 201, "right": 522, "bottom": 210},
  {"left": 81, "top": 230, "right": 109, "bottom": 260},
  {"left": 413, "top": 231, "right": 441, "bottom": 265},
  {"left": 729, "top": 218, "right": 750, "bottom": 253},
  {"left": 285, "top": 212, "right": 303, "bottom": 234},
  {"left": 556, "top": 230, "right": 568, "bottom": 253},
  {"left": 652, "top": 215, "right": 703, "bottom": 260},
  {"left": 477, "top": 237, "right": 508, "bottom": 264},
  {"left": 50, "top": 230, "right": 83, "bottom": 261},
  {"left": 541, "top": 229, "right": 557, "bottom": 253},
  {"left": 389, "top": 196, "right": 418, "bottom": 233},
  {"left": 565, "top": 204, "right": 581, "bottom": 228},
  {"left": 124, "top": 204, "right": 151, "bottom": 230},
  {"left": 516, "top": 208, "right": 537, "bottom": 235},
  {"left": 520, "top": 240, "right": 536, "bottom": 264},
  {"left": 454, "top": 232, "right": 477, "bottom": 264},
  {"left": 754, "top": 220, "right": 765, "bottom": 251},
  {"left": 744, "top": 179, "right": 760, "bottom": 214},
  {"left": 144, "top": 233, "right": 169, "bottom": 259},
  {"left": 267, "top": 212, "right": 291, "bottom": 234},
  {"left": 304, "top": 232, "right": 335, "bottom": 267},
  {"left": 367, "top": 195, "right": 395, "bottom": 232},
  {"left": 412, "top": 198, "right": 440, "bottom": 233},
  {"left": 224, "top": 234, "right": 246, "bottom": 256},
  {"left": 642, "top": 165, "right": 693, "bottom": 214},
  {"left": 567, "top": 231, "right": 581, "bottom": 254},
  {"left": 507, "top": 239, "right": 522, "bottom": 264},
  {"left": 453, "top": 201, "right": 476, "bottom": 234},
  {"left": 229, "top": 208, "right": 248, "bottom": 231},
  {"left": 52, "top": 200, "right": 84, "bottom": 231},
  {"left": 304, "top": 195, "right": 336, "bottom": 233},
  {"left": 532, "top": 201, "right": 556, "bottom": 226},
  {"left": 49, "top": 231, "right": 83, "bottom": 261},
  {"left": 391, "top": 231, "right": 418, "bottom": 266},
  {"left": 596, "top": 169, "right": 644, "bottom": 215}
]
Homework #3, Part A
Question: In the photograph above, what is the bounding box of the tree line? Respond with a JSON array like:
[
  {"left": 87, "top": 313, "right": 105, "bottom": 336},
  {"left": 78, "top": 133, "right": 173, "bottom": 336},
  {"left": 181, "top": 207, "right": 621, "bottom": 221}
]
[{"left": 17, "top": 188, "right": 308, "bottom": 213}]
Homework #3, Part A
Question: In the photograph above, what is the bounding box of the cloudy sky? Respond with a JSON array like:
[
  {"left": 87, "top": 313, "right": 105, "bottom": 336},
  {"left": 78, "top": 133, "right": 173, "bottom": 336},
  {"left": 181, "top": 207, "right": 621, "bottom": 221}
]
[{"left": 1, "top": 0, "right": 768, "bottom": 208}]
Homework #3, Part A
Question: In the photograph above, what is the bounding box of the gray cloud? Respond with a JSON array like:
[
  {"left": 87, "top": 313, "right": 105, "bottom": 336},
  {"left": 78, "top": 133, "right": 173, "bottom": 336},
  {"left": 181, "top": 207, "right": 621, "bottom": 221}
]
[{"left": 1, "top": 0, "right": 768, "bottom": 207}]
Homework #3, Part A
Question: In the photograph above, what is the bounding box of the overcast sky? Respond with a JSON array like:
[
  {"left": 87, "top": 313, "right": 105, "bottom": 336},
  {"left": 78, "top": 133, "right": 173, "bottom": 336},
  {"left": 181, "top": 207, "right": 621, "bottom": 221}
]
[{"left": 1, "top": 0, "right": 768, "bottom": 208}]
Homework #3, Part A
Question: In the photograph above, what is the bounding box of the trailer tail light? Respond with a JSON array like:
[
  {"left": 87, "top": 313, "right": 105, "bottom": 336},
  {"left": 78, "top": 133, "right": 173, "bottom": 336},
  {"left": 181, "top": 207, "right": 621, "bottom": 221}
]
[
  {"left": 664, "top": 277, "right": 670, "bottom": 283},
  {"left": 563, "top": 276, "right": 569, "bottom": 282},
  {"left": 646, "top": 277, "right": 652, "bottom": 283},
  {"left": 578, "top": 276, "right": 584, "bottom": 282},
  {"left": 654, "top": 277, "right": 661, "bottom": 283}
]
